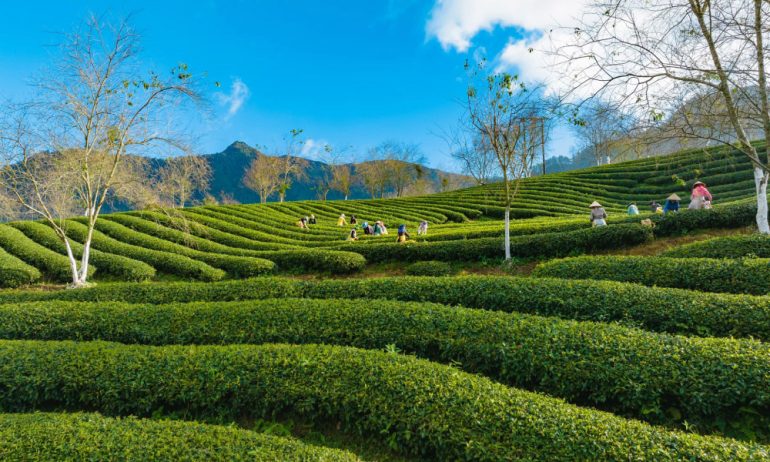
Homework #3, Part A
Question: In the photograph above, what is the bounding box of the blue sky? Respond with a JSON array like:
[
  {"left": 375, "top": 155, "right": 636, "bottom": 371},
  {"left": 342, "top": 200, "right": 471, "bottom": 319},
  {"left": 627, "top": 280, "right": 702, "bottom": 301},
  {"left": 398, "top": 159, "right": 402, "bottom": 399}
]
[{"left": 0, "top": 0, "right": 578, "bottom": 171}]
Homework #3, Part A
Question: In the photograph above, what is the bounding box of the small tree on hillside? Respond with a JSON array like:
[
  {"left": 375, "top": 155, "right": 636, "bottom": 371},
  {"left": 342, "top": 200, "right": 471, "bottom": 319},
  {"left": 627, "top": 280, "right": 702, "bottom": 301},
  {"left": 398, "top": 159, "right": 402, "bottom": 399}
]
[
  {"left": 0, "top": 16, "right": 200, "bottom": 287},
  {"left": 156, "top": 155, "right": 212, "bottom": 208},
  {"left": 371, "top": 140, "right": 425, "bottom": 198},
  {"left": 331, "top": 163, "right": 354, "bottom": 200},
  {"left": 243, "top": 154, "right": 282, "bottom": 203},
  {"left": 357, "top": 158, "right": 391, "bottom": 198},
  {"left": 449, "top": 133, "right": 498, "bottom": 185},
  {"left": 557, "top": 0, "right": 770, "bottom": 232},
  {"left": 462, "top": 59, "right": 555, "bottom": 260},
  {"left": 276, "top": 128, "right": 308, "bottom": 202}
]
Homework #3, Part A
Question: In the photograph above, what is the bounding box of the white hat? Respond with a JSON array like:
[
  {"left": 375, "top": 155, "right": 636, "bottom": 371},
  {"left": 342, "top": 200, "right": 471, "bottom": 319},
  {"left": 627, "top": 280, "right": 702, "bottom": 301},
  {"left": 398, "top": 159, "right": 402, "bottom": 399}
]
[
  {"left": 589, "top": 201, "right": 602, "bottom": 208},
  {"left": 667, "top": 194, "right": 681, "bottom": 201}
]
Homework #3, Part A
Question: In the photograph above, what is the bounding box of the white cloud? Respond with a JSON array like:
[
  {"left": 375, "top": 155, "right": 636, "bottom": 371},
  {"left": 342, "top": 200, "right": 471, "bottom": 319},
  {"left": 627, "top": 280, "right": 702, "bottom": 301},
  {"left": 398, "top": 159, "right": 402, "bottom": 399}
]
[
  {"left": 427, "top": 0, "right": 587, "bottom": 91},
  {"left": 216, "top": 78, "right": 250, "bottom": 120},
  {"left": 300, "top": 138, "right": 330, "bottom": 161}
]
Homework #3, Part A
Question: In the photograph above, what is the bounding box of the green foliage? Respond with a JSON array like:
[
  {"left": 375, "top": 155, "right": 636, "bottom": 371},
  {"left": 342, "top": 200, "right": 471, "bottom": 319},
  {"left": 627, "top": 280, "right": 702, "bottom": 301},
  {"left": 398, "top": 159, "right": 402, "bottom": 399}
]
[
  {"left": 4, "top": 298, "right": 770, "bottom": 438},
  {"left": 0, "top": 247, "right": 40, "bottom": 288},
  {"left": 0, "top": 412, "right": 356, "bottom": 461},
  {"left": 533, "top": 255, "right": 770, "bottom": 295},
  {"left": 337, "top": 224, "right": 653, "bottom": 262},
  {"left": 2, "top": 276, "right": 770, "bottom": 341},
  {"left": 663, "top": 233, "right": 770, "bottom": 258},
  {"left": 405, "top": 261, "right": 453, "bottom": 276},
  {"left": 0, "top": 340, "right": 764, "bottom": 461},
  {"left": 0, "top": 225, "right": 94, "bottom": 282},
  {"left": 11, "top": 221, "right": 155, "bottom": 282}
]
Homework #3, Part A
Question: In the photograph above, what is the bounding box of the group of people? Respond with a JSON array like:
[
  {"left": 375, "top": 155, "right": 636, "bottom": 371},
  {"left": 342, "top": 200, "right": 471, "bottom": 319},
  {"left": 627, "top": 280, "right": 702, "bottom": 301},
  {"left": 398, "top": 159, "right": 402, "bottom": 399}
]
[
  {"left": 296, "top": 214, "right": 317, "bottom": 229},
  {"left": 332, "top": 213, "right": 427, "bottom": 243},
  {"left": 590, "top": 181, "right": 714, "bottom": 226}
]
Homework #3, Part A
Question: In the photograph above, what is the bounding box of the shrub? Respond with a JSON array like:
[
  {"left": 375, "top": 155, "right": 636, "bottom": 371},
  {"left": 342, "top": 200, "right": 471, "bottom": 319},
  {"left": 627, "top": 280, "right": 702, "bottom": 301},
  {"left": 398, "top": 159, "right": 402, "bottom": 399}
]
[
  {"left": 0, "top": 340, "right": 764, "bottom": 461},
  {"left": 663, "top": 233, "right": 770, "bottom": 258},
  {"left": 4, "top": 298, "right": 770, "bottom": 438},
  {"left": 0, "top": 412, "right": 356, "bottom": 461},
  {"left": 254, "top": 249, "right": 366, "bottom": 274},
  {"left": 0, "top": 225, "right": 94, "bottom": 282},
  {"left": 11, "top": 221, "right": 155, "bottom": 282},
  {"left": 644, "top": 203, "right": 757, "bottom": 236},
  {"left": 0, "top": 247, "right": 40, "bottom": 288},
  {"left": 336, "top": 224, "right": 653, "bottom": 262},
  {"left": 533, "top": 255, "right": 770, "bottom": 295},
  {"left": 3, "top": 276, "right": 770, "bottom": 341},
  {"left": 61, "top": 220, "right": 226, "bottom": 281},
  {"left": 405, "top": 261, "right": 453, "bottom": 276}
]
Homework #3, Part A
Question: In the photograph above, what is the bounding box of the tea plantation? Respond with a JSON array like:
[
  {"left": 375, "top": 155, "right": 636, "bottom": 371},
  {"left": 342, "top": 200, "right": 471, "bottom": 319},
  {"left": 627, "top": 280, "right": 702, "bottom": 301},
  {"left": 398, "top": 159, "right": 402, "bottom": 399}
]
[{"left": 1, "top": 144, "right": 769, "bottom": 461}]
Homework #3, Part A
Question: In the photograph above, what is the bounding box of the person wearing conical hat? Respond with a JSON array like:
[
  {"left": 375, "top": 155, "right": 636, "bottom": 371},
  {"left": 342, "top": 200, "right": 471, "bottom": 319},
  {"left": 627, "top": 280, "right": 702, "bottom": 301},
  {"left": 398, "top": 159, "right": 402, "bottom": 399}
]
[
  {"left": 589, "top": 201, "right": 608, "bottom": 226},
  {"left": 337, "top": 214, "right": 347, "bottom": 227},
  {"left": 689, "top": 181, "right": 712, "bottom": 210},
  {"left": 627, "top": 202, "right": 639, "bottom": 216},
  {"left": 663, "top": 194, "right": 680, "bottom": 215}
]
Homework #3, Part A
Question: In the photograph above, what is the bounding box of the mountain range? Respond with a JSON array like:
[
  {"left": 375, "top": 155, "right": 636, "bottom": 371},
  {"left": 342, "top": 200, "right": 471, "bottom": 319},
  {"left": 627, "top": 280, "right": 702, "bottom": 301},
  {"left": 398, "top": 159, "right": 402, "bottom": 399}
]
[{"left": 201, "top": 141, "right": 472, "bottom": 204}]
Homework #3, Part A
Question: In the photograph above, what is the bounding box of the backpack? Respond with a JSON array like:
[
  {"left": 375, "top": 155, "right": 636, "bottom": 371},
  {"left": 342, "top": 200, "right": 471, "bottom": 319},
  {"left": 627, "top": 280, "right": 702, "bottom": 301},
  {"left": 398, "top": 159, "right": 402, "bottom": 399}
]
[{"left": 398, "top": 224, "right": 406, "bottom": 234}]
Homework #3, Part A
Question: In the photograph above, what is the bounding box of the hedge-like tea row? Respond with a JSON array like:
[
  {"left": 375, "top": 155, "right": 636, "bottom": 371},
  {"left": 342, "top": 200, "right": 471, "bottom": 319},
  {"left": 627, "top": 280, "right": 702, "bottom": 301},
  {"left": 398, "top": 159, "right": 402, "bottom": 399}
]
[
  {"left": 0, "top": 412, "right": 356, "bottom": 461},
  {"left": 4, "top": 298, "right": 770, "bottom": 437},
  {"left": 663, "top": 233, "right": 770, "bottom": 259},
  {"left": 0, "top": 247, "right": 40, "bottom": 288},
  {"left": 84, "top": 218, "right": 275, "bottom": 277},
  {"left": 533, "top": 255, "right": 770, "bottom": 295},
  {"left": 11, "top": 221, "right": 156, "bottom": 282},
  {"left": 336, "top": 223, "right": 653, "bottom": 262},
  {"left": 253, "top": 249, "right": 366, "bottom": 274},
  {"left": 62, "top": 220, "right": 226, "bottom": 281},
  {"left": 0, "top": 340, "right": 764, "bottom": 461},
  {"left": 0, "top": 225, "right": 95, "bottom": 282},
  {"left": 2, "top": 276, "right": 770, "bottom": 341},
  {"left": 645, "top": 203, "right": 758, "bottom": 236}
]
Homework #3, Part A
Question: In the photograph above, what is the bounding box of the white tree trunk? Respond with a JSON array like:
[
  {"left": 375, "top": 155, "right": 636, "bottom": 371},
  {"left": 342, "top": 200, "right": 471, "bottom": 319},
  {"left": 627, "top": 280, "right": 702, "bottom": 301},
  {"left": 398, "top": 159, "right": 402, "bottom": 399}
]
[
  {"left": 755, "top": 166, "right": 770, "bottom": 234},
  {"left": 504, "top": 206, "right": 511, "bottom": 260},
  {"left": 78, "top": 227, "right": 94, "bottom": 283},
  {"left": 63, "top": 238, "right": 82, "bottom": 286},
  {"left": 344, "top": 194, "right": 348, "bottom": 201}
]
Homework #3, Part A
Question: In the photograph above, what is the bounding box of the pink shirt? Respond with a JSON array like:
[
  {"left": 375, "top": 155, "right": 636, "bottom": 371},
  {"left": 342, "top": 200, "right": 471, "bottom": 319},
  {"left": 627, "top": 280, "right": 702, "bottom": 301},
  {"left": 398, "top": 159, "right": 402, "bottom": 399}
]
[{"left": 692, "top": 185, "right": 712, "bottom": 201}]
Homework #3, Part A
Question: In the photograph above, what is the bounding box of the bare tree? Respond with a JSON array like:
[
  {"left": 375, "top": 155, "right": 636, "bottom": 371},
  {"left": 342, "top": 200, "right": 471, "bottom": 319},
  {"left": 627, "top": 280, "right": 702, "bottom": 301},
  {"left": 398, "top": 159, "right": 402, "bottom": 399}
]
[
  {"left": 449, "top": 132, "right": 498, "bottom": 185},
  {"left": 156, "top": 155, "right": 211, "bottom": 207},
  {"left": 557, "top": 0, "right": 770, "bottom": 232},
  {"left": 243, "top": 154, "right": 282, "bottom": 203},
  {"left": 463, "top": 59, "right": 555, "bottom": 260},
  {"left": 356, "top": 160, "right": 390, "bottom": 198},
  {"left": 0, "top": 16, "right": 199, "bottom": 287},
  {"left": 572, "top": 101, "right": 634, "bottom": 166},
  {"left": 370, "top": 140, "right": 425, "bottom": 198},
  {"left": 331, "top": 163, "right": 354, "bottom": 200},
  {"left": 276, "top": 128, "right": 308, "bottom": 202}
]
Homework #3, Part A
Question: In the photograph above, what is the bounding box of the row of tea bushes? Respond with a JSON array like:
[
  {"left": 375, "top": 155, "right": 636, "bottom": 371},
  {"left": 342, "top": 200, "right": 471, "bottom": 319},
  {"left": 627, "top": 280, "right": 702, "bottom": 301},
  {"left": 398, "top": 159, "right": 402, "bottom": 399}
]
[
  {"left": 2, "top": 276, "right": 770, "bottom": 341},
  {"left": 533, "top": 255, "right": 770, "bottom": 295},
  {"left": 2, "top": 298, "right": 770, "bottom": 436},
  {"left": 0, "top": 340, "right": 765, "bottom": 461},
  {"left": 0, "top": 412, "right": 356, "bottom": 461}
]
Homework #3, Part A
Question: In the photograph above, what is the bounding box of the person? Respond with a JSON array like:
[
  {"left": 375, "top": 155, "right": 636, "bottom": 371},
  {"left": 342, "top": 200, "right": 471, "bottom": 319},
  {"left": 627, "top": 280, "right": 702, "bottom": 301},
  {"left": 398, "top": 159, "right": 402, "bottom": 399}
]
[
  {"left": 663, "top": 194, "right": 680, "bottom": 215},
  {"left": 688, "top": 181, "right": 713, "bottom": 210},
  {"left": 397, "top": 224, "right": 410, "bottom": 243},
  {"left": 373, "top": 221, "right": 383, "bottom": 236},
  {"left": 380, "top": 222, "right": 389, "bottom": 235},
  {"left": 308, "top": 214, "right": 317, "bottom": 225},
  {"left": 589, "top": 201, "right": 608, "bottom": 226},
  {"left": 362, "top": 222, "right": 371, "bottom": 235},
  {"left": 337, "top": 214, "right": 347, "bottom": 226},
  {"left": 650, "top": 201, "right": 662, "bottom": 214},
  {"left": 350, "top": 215, "right": 357, "bottom": 225},
  {"left": 296, "top": 218, "right": 307, "bottom": 229},
  {"left": 347, "top": 228, "right": 358, "bottom": 241},
  {"left": 417, "top": 220, "right": 428, "bottom": 236},
  {"left": 627, "top": 203, "right": 639, "bottom": 216}
]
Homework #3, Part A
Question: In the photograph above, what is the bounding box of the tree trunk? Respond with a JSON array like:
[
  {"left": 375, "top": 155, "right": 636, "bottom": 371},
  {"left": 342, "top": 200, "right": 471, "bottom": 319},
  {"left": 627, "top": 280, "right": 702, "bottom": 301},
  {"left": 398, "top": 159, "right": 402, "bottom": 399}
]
[
  {"left": 78, "top": 226, "right": 94, "bottom": 283},
  {"left": 344, "top": 194, "right": 348, "bottom": 201},
  {"left": 279, "top": 193, "right": 285, "bottom": 203},
  {"left": 504, "top": 206, "right": 511, "bottom": 260},
  {"left": 755, "top": 166, "right": 770, "bottom": 234},
  {"left": 63, "top": 238, "right": 81, "bottom": 286}
]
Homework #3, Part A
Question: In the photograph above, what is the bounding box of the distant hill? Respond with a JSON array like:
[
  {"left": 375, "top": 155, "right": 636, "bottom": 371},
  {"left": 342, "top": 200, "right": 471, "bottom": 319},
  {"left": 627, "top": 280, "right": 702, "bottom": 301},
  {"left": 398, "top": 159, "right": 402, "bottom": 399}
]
[{"left": 203, "top": 141, "right": 472, "bottom": 203}]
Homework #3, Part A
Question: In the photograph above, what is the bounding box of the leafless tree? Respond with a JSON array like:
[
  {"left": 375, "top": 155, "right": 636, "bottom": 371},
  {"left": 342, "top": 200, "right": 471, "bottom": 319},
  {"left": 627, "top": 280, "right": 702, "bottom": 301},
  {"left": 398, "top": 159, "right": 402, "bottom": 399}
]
[
  {"left": 556, "top": 0, "right": 770, "bottom": 232},
  {"left": 156, "top": 155, "right": 211, "bottom": 207},
  {"left": 449, "top": 131, "right": 498, "bottom": 185},
  {"left": 572, "top": 101, "right": 635, "bottom": 166},
  {"left": 243, "top": 154, "right": 282, "bottom": 203},
  {"left": 276, "top": 128, "right": 308, "bottom": 202},
  {"left": 462, "top": 59, "right": 556, "bottom": 260},
  {"left": 0, "top": 16, "right": 200, "bottom": 286},
  {"left": 331, "top": 163, "right": 354, "bottom": 200}
]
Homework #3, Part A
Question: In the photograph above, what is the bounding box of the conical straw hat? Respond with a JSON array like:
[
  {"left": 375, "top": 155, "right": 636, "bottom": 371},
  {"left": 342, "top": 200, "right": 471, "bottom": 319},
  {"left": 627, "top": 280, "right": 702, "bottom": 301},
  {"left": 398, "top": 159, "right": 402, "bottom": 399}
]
[
  {"left": 693, "top": 181, "right": 705, "bottom": 187},
  {"left": 589, "top": 201, "right": 602, "bottom": 208},
  {"left": 667, "top": 193, "right": 681, "bottom": 201}
]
